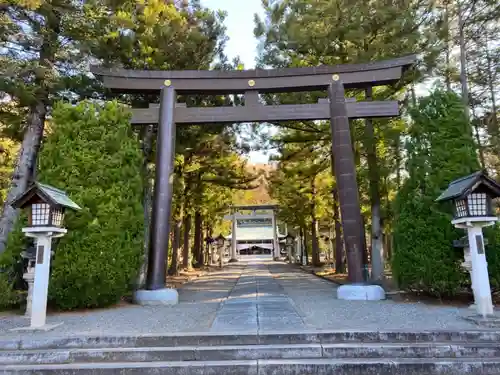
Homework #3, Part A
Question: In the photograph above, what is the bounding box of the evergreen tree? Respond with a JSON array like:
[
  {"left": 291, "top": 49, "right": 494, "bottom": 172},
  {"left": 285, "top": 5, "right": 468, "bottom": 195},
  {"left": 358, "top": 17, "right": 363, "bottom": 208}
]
[
  {"left": 392, "top": 89, "right": 479, "bottom": 296},
  {"left": 37, "top": 101, "right": 143, "bottom": 309}
]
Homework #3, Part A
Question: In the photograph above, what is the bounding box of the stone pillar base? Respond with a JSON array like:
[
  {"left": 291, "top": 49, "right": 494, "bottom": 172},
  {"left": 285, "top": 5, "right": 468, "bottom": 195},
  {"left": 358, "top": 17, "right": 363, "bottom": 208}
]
[
  {"left": 134, "top": 288, "right": 179, "bottom": 305},
  {"left": 10, "top": 322, "right": 63, "bottom": 332},
  {"left": 337, "top": 284, "right": 386, "bottom": 301},
  {"left": 228, "top": 258, "right": 239, "bottom": 263},
  {"left": 463, "top": 313, "right": 500, "bottom": 328}
]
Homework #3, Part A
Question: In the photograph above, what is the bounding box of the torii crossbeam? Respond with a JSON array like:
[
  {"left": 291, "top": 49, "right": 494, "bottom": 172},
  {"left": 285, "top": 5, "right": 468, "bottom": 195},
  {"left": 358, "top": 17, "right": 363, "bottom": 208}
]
[{"left": 91, "top": 55, "right": 416, "bottom": 292}]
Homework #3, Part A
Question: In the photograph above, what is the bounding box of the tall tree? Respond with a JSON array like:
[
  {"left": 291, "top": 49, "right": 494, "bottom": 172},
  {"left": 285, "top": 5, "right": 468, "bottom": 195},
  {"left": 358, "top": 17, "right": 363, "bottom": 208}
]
[{"left": 0, "top": 0, "right": 98, "bottom": 253}]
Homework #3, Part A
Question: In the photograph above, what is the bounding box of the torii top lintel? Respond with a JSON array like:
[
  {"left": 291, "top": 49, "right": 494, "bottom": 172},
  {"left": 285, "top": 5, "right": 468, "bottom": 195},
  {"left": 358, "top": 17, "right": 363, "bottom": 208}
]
[{"left": 91, "top": 55, "right": 416, "bottom": 94}]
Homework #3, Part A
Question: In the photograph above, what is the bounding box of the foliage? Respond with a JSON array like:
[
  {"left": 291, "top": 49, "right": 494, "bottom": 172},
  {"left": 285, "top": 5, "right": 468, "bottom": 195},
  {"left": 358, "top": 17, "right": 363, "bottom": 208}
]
[
  {"left": 392, "top": 89, "right": 479, "bottom": 296},
  {"left": 0, "top": 137, "right": 19, "bottom": 206},
  {"left": 0, "top": 272, "right": 19, "bottom": 310},
  {"left": 37, "top": 100, "right": 143, "bottom": 310}
]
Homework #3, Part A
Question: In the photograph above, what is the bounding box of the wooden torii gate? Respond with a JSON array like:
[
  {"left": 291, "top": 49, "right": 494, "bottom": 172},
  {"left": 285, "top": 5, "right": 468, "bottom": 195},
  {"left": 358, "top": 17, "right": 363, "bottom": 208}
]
[{"left": 91, "top": 55, "right": 416, "bottom": 290}]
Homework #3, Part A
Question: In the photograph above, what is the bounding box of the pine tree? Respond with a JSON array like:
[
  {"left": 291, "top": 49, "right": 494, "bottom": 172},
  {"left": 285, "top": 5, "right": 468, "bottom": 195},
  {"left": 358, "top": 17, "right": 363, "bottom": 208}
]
[{"left": 0, "top": 0, "right": 107, "bottom": 253}]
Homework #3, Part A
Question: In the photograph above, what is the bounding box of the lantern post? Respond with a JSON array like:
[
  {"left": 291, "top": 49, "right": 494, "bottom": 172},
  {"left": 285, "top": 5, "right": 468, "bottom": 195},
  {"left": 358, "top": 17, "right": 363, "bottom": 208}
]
[
  {"left": 216, "top": 234, "right": 226, "bottom": 268},
  {"left": 285, "top": 233, "right": 295, "bottom": 264},
  {"left": 437, "top": 171, "right": 500, "bottom": 318},
  {"left": 10, "top": 183, "right": 80, "bottom": 330}
]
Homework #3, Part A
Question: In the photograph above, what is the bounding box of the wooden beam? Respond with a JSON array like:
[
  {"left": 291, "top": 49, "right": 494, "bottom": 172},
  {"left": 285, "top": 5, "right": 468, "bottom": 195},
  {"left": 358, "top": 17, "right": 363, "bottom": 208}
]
[
  {"left": 99, "top": 67, "right": 403, "bottom": 94},
  {"left": 131, "top": 100, "right": 399, "bottom": 125},
  {"left": 91, "top": 55, "right": 416, "bottom": 94}
]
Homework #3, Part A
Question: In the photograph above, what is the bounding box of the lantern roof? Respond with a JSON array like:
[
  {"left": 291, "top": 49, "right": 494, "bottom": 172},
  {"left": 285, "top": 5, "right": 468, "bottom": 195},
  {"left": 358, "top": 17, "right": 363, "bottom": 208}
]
[
  {"left": 11, "top": 182, "right": 81, "bottom": 211},
  {"left": 436, "top": 171, "right": 500, "bottom": 202}
]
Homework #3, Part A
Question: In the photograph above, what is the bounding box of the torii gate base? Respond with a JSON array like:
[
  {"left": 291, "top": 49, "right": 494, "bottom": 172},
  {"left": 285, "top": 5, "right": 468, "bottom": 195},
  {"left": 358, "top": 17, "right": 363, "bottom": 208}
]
[{"left": 92, "top": 56, "right": 414, "bottom": 304}]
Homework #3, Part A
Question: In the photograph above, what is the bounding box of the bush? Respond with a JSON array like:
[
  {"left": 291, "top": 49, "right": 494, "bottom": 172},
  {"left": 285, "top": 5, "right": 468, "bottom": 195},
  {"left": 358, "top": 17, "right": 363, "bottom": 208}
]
[
  {"left": 0, "top": 272, "right": 20, "bottom": 310},
  {"left": 484, "top": 225, "right": 500, "bottom": 290},
  {"left": 36, "top": 100, "right": 144, "bottom": 310},
  {"left": 392, "top": 90, "right": 479, "bottom": 296}
]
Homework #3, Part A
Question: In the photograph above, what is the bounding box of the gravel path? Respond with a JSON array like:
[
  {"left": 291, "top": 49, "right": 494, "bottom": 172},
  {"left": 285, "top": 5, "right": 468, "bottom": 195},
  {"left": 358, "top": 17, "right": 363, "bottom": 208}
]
[
  {"left": 0, "top": 257, "right": 486, "bottom": 340},
  {"left": 269, "top": 263, "right": 480, "bottom": 331}
]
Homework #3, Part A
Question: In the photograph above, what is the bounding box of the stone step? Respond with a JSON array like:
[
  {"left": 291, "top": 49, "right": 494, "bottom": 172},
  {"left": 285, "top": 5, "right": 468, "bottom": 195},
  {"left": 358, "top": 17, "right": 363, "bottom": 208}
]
[
  {"left": 1, "top": 342, "right": 500, "bottom": 365},
  {"left": 1, "top": 358, "right": 500, "bottom": 375},
  {"left": 3, "top": 330, "right": 500, "bottom": 350}
]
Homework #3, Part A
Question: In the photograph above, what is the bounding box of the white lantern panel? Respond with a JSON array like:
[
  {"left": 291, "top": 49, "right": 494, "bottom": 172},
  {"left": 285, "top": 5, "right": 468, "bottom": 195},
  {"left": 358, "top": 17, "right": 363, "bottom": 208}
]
[
  {"left": 31, "top": 203, "right": 50, "bottom": 226},
  {"left": 52, "top": 208, "right": 64, "bottom": 227},
  {"left": 467, "top": 193, "right": 487, "bottom": 216},
  {"left": 455, "top": 199, "right": 468, "bottom": 218}
]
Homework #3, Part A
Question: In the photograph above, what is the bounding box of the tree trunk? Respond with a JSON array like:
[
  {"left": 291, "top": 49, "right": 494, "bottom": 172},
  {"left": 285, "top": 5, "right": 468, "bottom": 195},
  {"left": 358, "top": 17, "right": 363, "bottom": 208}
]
[
  {"left": 0, "top": 11, "right": 61, "bottom": 254},
  {"left": 204, "top": 225, "right": 211, "bottom": 265},
  {"left": 457, "top": 1, "right": 470, "bottom": 123},
  {"left": 136, "top": 124, "right": 154, "bottom": 288},
  {"left": 193, "top": 210, "right": 203, "bottom": 267},
  {"left": 311, "top": 218, "right": 320, "bottom": 266},
  {"left": 395, "top": 132, "right": 402, "bottom": 189},
  {"left": 471, "top": 105, "right": 486, "bottom": 170},
  {"left": 182, "top": 214, "right": 191, "bottom": 269},
  {"left": 310, "top": 176, "right": 320, "bottom": 266},
  {"left": 361, "top": 213, "right": 369, "bottom": 281},
  {"left": 364, "top": 87, "right": 384, "bottom": 281},
  {"left": 484, "top": 39, "right": 500, "bottom": 175},
  {"left": 444, "top": 0, "right": 452, "bottom": 91},
  {"left": 168, "top": 219, "right": 181, "bottom": 276}
]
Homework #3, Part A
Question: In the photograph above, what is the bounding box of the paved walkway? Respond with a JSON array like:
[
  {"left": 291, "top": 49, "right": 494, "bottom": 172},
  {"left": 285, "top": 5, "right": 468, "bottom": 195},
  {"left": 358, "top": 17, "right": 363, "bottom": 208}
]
[
  {"left": 210, "top": 259, "right": 305, "bottom": 332},
  {"left": 0, "top": 257, "right": 488, "bottom": 339}
]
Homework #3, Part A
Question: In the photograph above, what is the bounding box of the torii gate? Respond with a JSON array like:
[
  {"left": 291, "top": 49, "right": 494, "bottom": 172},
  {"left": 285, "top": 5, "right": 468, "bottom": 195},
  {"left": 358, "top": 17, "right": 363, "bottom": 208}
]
[{"left": 91, "top": 55, "right": 416, "bottom": 292}]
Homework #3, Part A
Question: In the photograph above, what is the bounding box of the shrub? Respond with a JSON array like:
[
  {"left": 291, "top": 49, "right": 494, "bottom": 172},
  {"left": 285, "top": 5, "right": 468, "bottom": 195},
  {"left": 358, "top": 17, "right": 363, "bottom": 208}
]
[
  {"left": 0, "top": 272, "right": 19, "bottom": 310},
  {"left": 392, "top": 90, "right": 479, "bottom": 296},
  {"left": 36, "top": 100, "right": 144, "bottom": 310}
]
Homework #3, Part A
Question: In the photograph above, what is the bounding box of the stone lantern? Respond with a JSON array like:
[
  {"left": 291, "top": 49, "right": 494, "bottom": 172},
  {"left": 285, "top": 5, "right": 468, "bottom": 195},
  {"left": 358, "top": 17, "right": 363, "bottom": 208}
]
[
  {"left": 215, "top": 234, "right": 226, "bottom": 268},
  {"left": 437, "top": 171, "right": 500, "bottom": 318},
  {"left": 285, "top": 233, "right": 295, "bottom": 264},
  {"left": 205, "top": 236, "right": 215, "bottom": 265},
  {"left": 10, "top": 182, "right": 80, "bottom": 330}
]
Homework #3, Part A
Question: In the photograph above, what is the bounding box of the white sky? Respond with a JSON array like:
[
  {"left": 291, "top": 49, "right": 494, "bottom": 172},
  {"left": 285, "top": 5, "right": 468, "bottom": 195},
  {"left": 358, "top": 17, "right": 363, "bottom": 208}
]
[{"left": 201, "top": 0, "right": 264, "bottom": 69}]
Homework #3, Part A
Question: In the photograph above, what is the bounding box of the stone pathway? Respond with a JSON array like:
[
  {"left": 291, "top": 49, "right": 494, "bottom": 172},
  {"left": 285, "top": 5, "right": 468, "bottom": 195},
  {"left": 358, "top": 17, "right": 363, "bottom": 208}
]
[
  {"left": 0, "top": 256, "right": 489, "bottom": 339},
  {"left": 210, "top": 260, "right": 304, "bottom": 332}
]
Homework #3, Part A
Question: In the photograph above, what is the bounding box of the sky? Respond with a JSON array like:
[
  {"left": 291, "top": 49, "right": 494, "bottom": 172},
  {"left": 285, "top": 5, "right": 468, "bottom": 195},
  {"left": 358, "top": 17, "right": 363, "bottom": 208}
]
[
  {"left": 201, "top": 1, "right": 271, "bottom": 164},
  {"left": 201, "top": 0, "right": 265, "bottom": 69}
]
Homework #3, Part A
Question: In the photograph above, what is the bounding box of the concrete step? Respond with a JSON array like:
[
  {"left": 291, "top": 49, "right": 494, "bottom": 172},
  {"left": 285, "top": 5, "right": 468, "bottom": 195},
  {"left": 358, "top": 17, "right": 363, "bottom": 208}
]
[
  {"left": 2, "top": 358, "right": 500, "bottom": 375},
  {"left": 1, "top": 342, "right": 500, "bottom": 364},
  {"left": 3, "top": 330, "right": 500, "bottom": 350},
  {"left": 0, "top": 344, "right": 320, "bottom": 364}
]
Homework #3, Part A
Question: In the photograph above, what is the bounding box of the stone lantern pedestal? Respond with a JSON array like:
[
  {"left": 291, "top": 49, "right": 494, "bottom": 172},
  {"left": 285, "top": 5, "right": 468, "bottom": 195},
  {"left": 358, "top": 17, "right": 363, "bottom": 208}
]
[{"left": 23, "top": 268, "right": 35, "bottom": 318}]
